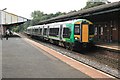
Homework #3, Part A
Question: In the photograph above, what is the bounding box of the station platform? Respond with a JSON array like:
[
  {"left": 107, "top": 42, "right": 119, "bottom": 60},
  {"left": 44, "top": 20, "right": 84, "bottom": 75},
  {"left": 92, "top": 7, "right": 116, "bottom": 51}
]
[
  {"left": 95, "top": 42, "right": 119, "bottom": 51},
  {"left": 2, "top": 35, "right": 91, "bottom": 78},
  {"left": 1, "top": 34, "right": 116, "bottom": 79}
]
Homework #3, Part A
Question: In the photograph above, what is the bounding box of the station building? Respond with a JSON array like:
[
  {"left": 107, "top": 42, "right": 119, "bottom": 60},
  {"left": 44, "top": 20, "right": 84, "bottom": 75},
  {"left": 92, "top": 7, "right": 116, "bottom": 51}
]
[
  {"left": 0, "top": 10, "right": 29, "bottom": 35},
  {"left": 85, "top": 2, "right": 120, "bottom": 43}
]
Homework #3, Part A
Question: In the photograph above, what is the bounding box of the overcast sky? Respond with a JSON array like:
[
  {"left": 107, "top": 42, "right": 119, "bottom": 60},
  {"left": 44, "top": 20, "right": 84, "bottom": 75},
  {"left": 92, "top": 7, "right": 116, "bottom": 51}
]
[{"left": 0, "top": 0, "right": 119, "bottom": 19}]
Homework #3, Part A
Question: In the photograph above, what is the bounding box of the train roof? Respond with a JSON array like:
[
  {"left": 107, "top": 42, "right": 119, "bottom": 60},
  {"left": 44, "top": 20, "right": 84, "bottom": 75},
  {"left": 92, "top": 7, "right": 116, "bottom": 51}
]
[
  {"left": 33, "top": 25, "right": 40, "bottom": 29},
  {"left": 27, "top": 19, "right": 92, "bottom": 29},
  {"left": 27, "top": 25, "right": 42, "bottom": 29},
  {"left": 47, "top": 19, "right": 91, "bottom": 25},
  {"left": 27, "top": 26, "right": 32, "bottom": 29}
]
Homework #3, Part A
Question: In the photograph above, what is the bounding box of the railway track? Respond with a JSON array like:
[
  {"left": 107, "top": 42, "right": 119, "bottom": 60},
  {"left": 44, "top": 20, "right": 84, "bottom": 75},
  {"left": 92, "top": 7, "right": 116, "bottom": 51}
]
[{"left": 22, "top": 33, "right": 119, "bottom": 78}]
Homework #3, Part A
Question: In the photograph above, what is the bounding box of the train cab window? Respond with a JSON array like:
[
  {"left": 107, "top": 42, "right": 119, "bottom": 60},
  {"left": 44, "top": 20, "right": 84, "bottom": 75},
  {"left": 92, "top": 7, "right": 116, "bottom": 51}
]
[
  {"left": 89, "top": 24, "right": 95, "bottom": 35},
  {"left": 74, "top": 24, "right": 80, "bottom": 35},
  {"left": 63, "top": 28, "right": 71, "bottom": 38}
]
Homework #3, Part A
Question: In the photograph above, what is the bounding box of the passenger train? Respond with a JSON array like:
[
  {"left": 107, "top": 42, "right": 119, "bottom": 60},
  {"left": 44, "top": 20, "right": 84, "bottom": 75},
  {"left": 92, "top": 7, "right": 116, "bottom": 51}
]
[{"left": 26, "top": 19, "right": 95, "bottom": 50}]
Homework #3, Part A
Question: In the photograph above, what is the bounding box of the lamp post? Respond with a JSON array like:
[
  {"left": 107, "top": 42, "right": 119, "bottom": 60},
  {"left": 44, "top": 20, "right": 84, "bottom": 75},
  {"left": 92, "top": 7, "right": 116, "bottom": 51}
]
[{"left": 0, "top": 8, "right": 7, "bottom": 40}]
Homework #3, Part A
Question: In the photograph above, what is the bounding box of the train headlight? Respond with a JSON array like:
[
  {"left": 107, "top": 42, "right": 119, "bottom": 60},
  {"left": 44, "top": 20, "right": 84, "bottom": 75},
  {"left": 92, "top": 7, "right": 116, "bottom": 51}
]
[{"left": 75, "top": 37, "right": 79, "bottom": 40}]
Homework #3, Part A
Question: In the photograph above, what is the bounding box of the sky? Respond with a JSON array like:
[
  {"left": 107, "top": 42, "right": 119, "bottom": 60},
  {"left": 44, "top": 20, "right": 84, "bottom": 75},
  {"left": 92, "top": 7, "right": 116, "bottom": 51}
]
[{"left": 0, "top": 0, "right": 119, "bottom": 19}]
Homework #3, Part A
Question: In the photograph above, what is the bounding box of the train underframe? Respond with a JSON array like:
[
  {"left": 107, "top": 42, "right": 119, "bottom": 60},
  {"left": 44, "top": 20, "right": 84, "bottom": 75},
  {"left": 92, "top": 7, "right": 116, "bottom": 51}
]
[{"left": 27, "top": 34, "right": 94, "bottom": 51}]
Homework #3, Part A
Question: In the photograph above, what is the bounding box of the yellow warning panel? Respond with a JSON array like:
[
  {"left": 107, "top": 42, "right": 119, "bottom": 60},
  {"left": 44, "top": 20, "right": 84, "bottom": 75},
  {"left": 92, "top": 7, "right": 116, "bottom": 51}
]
[
  {"left": 82, "top": 24, "right": 88, "bottom": 42},
  {"left": 75, "top": 22, "right": 81, "bottom": 24}
]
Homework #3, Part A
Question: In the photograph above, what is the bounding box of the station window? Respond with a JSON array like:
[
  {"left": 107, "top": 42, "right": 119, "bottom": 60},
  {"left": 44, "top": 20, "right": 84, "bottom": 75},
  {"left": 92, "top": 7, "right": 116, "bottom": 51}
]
[
  {"left": 98, "top": 27, "right": 101, "bottom": 35},
  {"left": 101, "top": 27, "right": 103, "bottom": 35},
  {"left": 63, "top": 28, "right": 71, "bottom": 38},
  {"left": 89, "top": 24, "right": 95, "bottom": 35},
  {"left": 104, "top": 26, "right": 107, "bottom": 35},
  {"left": 95, "top": 27, "right": 97, "bottom": 35}
]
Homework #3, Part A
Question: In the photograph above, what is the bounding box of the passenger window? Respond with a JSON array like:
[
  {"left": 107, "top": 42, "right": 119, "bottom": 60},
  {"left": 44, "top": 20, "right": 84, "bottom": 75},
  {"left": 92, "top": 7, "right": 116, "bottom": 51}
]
[
  {"left": 63, "top": 28, "right": 71, "bottom": 38},
  {"left": 49, "top": 28, "right": 59, "bottom": 37},
  {"left": 89, "top": 24, "right": 95, "bottom": 35},
  {"left": 35, "top": 29, "right": 38, "bottom": 34}
]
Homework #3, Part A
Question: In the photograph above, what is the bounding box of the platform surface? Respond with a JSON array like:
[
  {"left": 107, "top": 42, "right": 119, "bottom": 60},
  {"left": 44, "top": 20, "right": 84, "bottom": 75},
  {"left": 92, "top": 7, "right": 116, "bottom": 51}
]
[
  {"left": 96, "top": 43, "right": 119, "bottom": 51},
  {"left": 2, "top": 37, "right": 91, "bottom": 78}
]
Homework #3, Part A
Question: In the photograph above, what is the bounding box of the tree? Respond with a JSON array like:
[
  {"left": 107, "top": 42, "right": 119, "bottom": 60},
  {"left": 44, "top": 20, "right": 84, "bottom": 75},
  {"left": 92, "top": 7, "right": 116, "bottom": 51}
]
[
  {"left": 16, "top": 11, "right": 66, "bottom": 32},
  {"left": 31, "top": 11, "right": 44, "bottom": 20},
  {"left": 30, "top": 11, "right": 66, "bottom": 26},
  {"left": 84, "top": 0, "right": 110, "bottom": 9}
]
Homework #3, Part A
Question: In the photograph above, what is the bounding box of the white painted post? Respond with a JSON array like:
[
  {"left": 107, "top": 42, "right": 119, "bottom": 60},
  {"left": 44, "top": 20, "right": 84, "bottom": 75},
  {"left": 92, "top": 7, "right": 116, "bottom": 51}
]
[{"left": 0, "top": 8, "right": 7, "bottom": 40}]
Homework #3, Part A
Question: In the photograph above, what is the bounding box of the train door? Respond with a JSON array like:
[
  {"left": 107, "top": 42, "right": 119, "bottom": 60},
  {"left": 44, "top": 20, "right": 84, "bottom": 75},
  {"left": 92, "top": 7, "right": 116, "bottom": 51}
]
[
  {"left": 81, "top": 24, "right": 89, "bottom": 42},
  {"left": 38, "top": 27, "right": 40, "bottom": 35},
  {"left": 59, "top": 25, "right": 63, "bottom": 40},
  {"left": 42, "top": 26, "right": 44, "bottom": 36},
  {"left": 47, "top": 26, "right": 49, "bottom": 37}
]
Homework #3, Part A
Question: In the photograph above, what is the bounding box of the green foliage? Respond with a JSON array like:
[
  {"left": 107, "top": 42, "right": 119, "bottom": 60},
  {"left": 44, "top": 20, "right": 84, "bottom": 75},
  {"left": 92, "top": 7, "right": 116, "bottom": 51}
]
[
  {"left": 17, "top": 11, "right": 66, "bottom": 32},
  {"left": 84, "top": 1, "right": 106, "bottom": 9},
  {"left": 30, "top": 11, "right": 66, "bottom": 26},
  {"left": 12, "top": 26, "right": 19, "bottom": 32},
  {"left": 17, "top": 0, "right": 110, "bottom": 32},
  {"left": 31, "top": 11, "right": 44, "bottom": 20}
]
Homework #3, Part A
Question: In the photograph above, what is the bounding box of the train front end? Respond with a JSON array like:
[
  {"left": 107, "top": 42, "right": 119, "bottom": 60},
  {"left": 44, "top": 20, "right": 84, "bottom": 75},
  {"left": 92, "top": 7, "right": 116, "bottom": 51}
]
[{"left": 74, "top": 19, "right": 94, "bottom": 48}]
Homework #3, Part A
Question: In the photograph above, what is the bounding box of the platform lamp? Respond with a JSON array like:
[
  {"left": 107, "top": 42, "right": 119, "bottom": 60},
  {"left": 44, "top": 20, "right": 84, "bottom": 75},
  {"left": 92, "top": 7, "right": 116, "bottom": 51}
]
[{"left": 0, "top": 8, "right": 7, "bottom": 40}]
